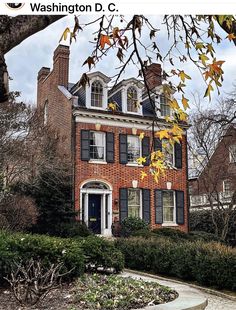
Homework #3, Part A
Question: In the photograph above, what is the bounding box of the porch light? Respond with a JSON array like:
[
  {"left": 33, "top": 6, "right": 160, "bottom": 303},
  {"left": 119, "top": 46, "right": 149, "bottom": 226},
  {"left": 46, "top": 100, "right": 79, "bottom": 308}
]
[
  {"left": 166, "top": 181, "right": 172, "bottom": 190},
  {"left": 95, "top": 123, "right": 101, "bottom": 130},
  {"left": 132, "top": 180, "right": 138, "bottom": 188},
  {"left": 132, "top": 127, "right": 137, "bottom": 135}
]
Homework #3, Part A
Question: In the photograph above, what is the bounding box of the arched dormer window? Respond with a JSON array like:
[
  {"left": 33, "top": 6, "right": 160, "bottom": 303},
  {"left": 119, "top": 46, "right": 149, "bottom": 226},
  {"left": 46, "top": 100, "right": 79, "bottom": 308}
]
[
  {"left": 91, "top": 80, "right": 103, "bottom": 108},
  {"left": 127, "top": 86, "right": 138, "bottom": 113}
]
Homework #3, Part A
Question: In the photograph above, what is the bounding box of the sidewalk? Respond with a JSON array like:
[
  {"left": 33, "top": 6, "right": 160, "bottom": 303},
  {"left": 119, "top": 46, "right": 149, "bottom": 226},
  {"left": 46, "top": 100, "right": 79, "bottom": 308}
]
[{"left": 122, "top": 270, "right": 236, "bottom": 310}]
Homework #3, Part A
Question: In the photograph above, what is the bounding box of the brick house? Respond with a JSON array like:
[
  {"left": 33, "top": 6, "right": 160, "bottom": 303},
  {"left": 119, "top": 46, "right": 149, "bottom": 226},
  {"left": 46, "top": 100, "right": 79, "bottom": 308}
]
[
  {"left": 189, "top": 125, "right": 236, "bottom": 209},
  {"left": 37, "top": 45, "right": 189, "bottom": 236}
]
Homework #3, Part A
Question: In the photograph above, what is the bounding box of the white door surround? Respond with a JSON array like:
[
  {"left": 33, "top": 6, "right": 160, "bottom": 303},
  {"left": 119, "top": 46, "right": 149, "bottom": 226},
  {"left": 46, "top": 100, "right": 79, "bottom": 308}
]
[{"left": 80, "top": 180, "right": 113, "bottom": 236}]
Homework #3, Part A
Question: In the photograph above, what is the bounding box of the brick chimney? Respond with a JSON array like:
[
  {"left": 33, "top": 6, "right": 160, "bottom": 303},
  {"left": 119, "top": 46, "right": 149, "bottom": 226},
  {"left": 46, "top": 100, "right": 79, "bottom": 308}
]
[
  {"left": 144, "top": 63, "right": 162, "bottom": 90},
  {"left": 37, "top": 67, "right": 50, "bottom": 108},
  {"left": 53, "top": 44, "right": 70, "bottom": 87}
]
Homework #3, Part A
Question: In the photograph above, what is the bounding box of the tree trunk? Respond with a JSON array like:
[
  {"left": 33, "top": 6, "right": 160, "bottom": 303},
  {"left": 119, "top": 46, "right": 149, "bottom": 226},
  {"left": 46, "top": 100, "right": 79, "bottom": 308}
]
[{"left": 0, "top": 15, "right": 64, "bottom": 103}]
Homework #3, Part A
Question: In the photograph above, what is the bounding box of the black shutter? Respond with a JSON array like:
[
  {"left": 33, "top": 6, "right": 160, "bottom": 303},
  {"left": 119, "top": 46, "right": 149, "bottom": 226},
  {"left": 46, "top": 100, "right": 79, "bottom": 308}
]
[
  {"left": 119, "top": 134, "right": 128, "bottom": 164},
  {"left": 119, "top": 188, "right": 128, "bottom": 222},
  {"left": 142, "top": 189, "right": 150, "bottom": 224},
  {"left": 176, "top": 190, "right": 185, "bottom": 224},
  {"left": 174, "top": 142, "right": 182, "bottom": 168},
  {"left": 106, "top": 132, "right": 114, "bottom": 163},
  {"left": 154, "top": 138, "right": 162, "bottom": 151},
  {"left": 81, "top": 130, "right": 90, "bottom": 161},
  {"left": 155, "top": 190, "right": 163, "bottom": 224},
  {"left": 142, "top": 137, "right": 150, "bottom": 166}
]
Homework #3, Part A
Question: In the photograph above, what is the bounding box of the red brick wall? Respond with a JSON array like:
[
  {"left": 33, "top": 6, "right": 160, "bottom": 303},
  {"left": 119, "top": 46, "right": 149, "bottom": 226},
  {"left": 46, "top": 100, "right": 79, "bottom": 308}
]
[
  {"left": 74, "top": 123, "right": 189, "bottom": 232},
  {"left": 36, "top": 45, "right": 72, "bottom": 159}
]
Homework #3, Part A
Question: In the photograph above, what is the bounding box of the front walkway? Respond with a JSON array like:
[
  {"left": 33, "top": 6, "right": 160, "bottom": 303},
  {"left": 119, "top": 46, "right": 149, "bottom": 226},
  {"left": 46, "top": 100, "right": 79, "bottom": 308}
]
[{"left": 122, "top": 270, "right": 236, "bottom": 310}]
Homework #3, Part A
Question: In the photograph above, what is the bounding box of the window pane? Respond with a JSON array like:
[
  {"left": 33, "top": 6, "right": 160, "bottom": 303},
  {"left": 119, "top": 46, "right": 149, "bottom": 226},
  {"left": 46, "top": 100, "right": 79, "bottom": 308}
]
[
  {"left": 127, "top": 87, "right": 138, "bottom": 112},
  {"left": 162, "top": 139, "right": 174, "bottom": 164},
  {"left": 127, "top": 136, "right": 141, "bottom": 163},
  {"left": 91, "top": 81, "right": 103, "bottom": 107},
  {"left": 90, "top": 132, "right": 105, "bottom": 160},
  {"left": 163, "top": 191, "right": 174, "bottom": 222},
  {"left": 128, "top": 189, "right": 141, "bottom": 218},
  {"left": 163, "top": 206, "right": 174, "bottom": 222}
]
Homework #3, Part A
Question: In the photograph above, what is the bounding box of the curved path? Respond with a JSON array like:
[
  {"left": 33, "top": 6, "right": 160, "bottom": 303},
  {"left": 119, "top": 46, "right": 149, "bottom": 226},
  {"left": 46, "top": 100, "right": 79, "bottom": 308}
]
[{"left": 122, "top": 270, "right": 236, "bottom": 310}]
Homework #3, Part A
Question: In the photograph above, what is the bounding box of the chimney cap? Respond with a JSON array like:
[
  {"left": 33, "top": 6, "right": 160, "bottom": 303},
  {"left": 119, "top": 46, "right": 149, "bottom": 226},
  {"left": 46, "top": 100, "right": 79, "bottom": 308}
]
[{"left": 37, "top": 67, "right": 50, "bottom": 81}]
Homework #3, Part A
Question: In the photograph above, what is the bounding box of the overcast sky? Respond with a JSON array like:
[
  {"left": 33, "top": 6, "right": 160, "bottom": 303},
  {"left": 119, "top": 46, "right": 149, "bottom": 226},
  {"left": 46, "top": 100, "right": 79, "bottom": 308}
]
[{"left": 5, "top": 15, "right": 236, "bottom": 109}]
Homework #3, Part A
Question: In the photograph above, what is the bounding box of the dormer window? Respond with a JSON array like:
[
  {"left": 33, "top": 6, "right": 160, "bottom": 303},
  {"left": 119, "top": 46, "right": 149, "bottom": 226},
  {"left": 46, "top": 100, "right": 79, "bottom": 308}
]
[
  {"left": 127, "top": 86, "right": 138, "bottom": 113},
  {"left": 91, "top": 80, "right": 103, "bottom": 108},
  {"left": 160, "top": 95, "right": 171, "bottom": 117}
]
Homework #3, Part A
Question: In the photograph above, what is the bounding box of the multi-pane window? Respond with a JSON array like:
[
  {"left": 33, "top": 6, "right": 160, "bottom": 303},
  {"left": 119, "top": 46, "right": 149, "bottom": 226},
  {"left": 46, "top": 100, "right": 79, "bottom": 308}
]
[
  {"left": 89, "top": 131, "right": 105, "bottom": 161},
  {"left": 127, "top": 135, "right": 141, "bottom": 164},
  {"left": 91, "top": 80, "right": 103, "bottom": 108},
  {"left": 127, "top": 86, "right": 138, "bottom": 113},
  {"left": 162, "top": 139, "right": 174, "bottom": 165},
  {"left": 229, "top": 145, "right": 236, "bottom": 163},
  {"left": 163, "top": 191, "right": 175, "bottom": 223},
  {"left": 128, "top": 189, "right": 141, "bottom": 218},
  {"left": 160, "top": 94, "right": 171, "bottom": 117},
  {"left": 223, "top": 180, "right": 231, "bottom": 197}
]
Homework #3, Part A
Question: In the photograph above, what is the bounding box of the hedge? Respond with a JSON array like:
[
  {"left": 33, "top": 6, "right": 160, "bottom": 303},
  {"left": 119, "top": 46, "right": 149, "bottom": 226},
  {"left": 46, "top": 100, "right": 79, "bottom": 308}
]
[
  {"left": 115, "top": 237, "right": 236, "bottom": 291},
  {"left": 0, "top": 232, "right": 124, "bottom": 283}
]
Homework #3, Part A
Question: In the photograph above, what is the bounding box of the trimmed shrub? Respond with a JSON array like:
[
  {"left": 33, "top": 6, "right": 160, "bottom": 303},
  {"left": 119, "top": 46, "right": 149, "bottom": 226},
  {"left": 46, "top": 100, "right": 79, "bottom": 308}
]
[
  {"left": 115, "top": 237, "right": 236, "bottom": 290},
  {"left": 80, "top": 236, "right": 124, "bottom": 273},
  {"left": 55, "top": 222, "right": 92, "bottom": 238},
  {"left": 152, "top": 228, "right": 188, "bottom": 240},
  {"left": 0, "top": 231, "right": 85, "bottom": 282},
  {"left": 120, "top": 217, "right": 149, "bottom": 237},
  {"left": 0, "top": 232, "right": 124, "bottom": 284}
]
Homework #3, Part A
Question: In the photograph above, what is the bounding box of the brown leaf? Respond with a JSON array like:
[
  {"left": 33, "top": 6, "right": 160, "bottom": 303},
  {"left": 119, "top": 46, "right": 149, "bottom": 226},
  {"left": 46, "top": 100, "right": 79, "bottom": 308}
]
[
  {"left": 117, "top": 48, "right": 124, "bottom": 62},
  {"left": 149, "top": 30, "right": 156, "bottom": 40},
  {"left": 78, "top": 73, "right": 90, "bottom": 88},
  {"left": 82, "top": 56, "right": 95, "bottom": 70},
  {"left": 100, "top": 34, "right": 111, "bottom": 49}
]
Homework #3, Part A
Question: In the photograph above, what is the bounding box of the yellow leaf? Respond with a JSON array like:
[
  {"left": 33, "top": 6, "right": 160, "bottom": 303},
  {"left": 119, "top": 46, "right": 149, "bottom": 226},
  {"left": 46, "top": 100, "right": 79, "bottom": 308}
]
[
  {"left": 59, "top": 27, "right": 71, "bottom": 42},
  {"left": 137, "top": 157, "right": 146, "bottom": 165},
  {"left": 108, "top": 102, "right": 117, "bottom": 111},
  {"left": 181, "top": 95, "right": 189, "bottom": 110},
  {"left": 140, "top": 171, "right": 147, "bottom": 180},
  {"left": 157, "top": 130, "right": 170, "bottom": 140},
  {"left": 178, "top": 71, "right": 191, "bottom": 82},
  {"left": 139, "top": 132, "right": 145, "bottom": 140},
  {"left": 169, "top": 99, "right": 179, "bottom": 110},
  {"left": 199, "top": 54, "right": 209, "bottom": 66},
  {"left": 195, "top": 42, "right": 204, "bottom": 50},
  {"left": 204, "top": 83, "right": 214, "bottom": 100}
]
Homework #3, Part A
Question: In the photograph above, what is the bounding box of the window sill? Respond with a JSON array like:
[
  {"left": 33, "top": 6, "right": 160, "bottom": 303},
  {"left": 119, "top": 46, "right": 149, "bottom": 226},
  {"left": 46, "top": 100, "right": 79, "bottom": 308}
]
[
  {"left": 89, "top": 160, "right": 107, "bottom": 165},
  {"left": 162, "top": 223, "right": 178, "bottom": 227},
  {"left": 126, "top": 163, "right": 144, "bottom": 167}
]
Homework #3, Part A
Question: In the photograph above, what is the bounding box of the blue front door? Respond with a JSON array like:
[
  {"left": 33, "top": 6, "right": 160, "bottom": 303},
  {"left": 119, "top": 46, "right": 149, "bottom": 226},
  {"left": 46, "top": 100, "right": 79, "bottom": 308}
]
[{"left": 88, "top": 194, "right": 101, "bottom": 234}]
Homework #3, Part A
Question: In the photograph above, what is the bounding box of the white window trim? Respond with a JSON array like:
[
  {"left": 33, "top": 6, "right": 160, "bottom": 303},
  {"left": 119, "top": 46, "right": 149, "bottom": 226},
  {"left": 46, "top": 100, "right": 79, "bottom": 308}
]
[
  {"left": 122, "top": 84, "right": 143, "bottom": 115},
  {"left": 86, "top": 77, "right": 108, "bottom": 110},
  {"left": 162, "top": 190, "right": 176, "bottom": 224},
  {"left": 89, "top": 131, "right": 106, "bottom": 163},
  {"left": 127, "top": 135, "right": 142, "bottom": 165},
  {"left": 128, "top": 188, "right": 143, "bottom": 219}
]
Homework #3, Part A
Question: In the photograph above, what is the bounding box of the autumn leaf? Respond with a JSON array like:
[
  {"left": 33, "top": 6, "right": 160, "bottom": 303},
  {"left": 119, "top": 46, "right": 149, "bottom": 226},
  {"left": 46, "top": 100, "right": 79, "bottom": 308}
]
[
  {"left": 178, "top": 71, "right": 191, "bottom": 82},
  {"left": 204, "top": 83, "right": 214, "bottom": 100},
  {"left": 141, "top": 171, "right": 147, "bottom": 180},
  {"left": 226, "top": 33, "right": 236, "bottom": 41},
  {"left": 59, "top": 27, "right": 71, "bottom": 42},
  {"left": 117, "top": 48, "right": 124, "bottom": 62},
  {"left": 108, "top": 102, "right": 117, "bottom": 111},
  {"left": 149, "top": 29, "right": 157, "bottom": 40},
  {"left": 137, "top": 157, "right": 146, "bottom": 165},
  {"left": 169, "top": 99, "right": 179, "bottom": 110},
  {"left": 199, "top": 53, "right": 209, "bottom": 66},
  {"left": 82, "top": 56, "right": 95, "bottom": 70},
  {"left": 195, "top": 42, "right": 205, "bottom": 50},
  {"left": 181, "top": 95, "right": 189, "bottom": 110},
  {"left": 139, "top": 132, "right": 145, "bottom": 140},
  {"left": 100, "top": 34, "right": 111, "bottom": 49},
  {"left": 156, "top": 130, "right": 170, "bottom": 140}
]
